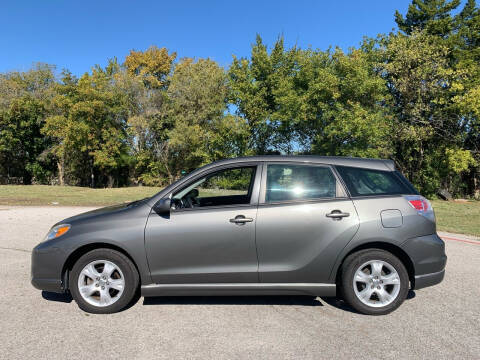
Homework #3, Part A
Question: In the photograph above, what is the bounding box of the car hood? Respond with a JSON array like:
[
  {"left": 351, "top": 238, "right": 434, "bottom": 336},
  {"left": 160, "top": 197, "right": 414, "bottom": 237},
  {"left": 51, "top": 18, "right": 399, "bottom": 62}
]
[{"left": 56, "top": 198, "right": 150, "bottom": 226}]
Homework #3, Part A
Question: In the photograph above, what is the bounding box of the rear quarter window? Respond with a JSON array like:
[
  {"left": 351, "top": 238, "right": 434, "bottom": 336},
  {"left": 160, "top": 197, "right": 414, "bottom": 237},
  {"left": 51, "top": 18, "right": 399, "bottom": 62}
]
[{"left": 335, "top": 166, "right": 415, "bottom": 197}]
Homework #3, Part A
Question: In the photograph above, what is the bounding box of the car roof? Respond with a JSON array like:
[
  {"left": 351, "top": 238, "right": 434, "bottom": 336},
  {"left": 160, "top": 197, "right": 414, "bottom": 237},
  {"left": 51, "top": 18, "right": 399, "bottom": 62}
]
[{"left": 206, "top": 155, "right": 395, "bottom": 171}]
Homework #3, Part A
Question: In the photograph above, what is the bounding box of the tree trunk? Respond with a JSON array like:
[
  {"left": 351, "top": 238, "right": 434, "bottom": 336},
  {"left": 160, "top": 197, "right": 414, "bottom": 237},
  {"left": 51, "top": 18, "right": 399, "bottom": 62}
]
[
  {"left": 57, "top": 159, "right": 65, "bottom": 186},
  {"left": 107, "top": 174, "right": 114, "bottom": 188},
  {"left": 474, "top": 170, "right": 479, "bottom": 200}
]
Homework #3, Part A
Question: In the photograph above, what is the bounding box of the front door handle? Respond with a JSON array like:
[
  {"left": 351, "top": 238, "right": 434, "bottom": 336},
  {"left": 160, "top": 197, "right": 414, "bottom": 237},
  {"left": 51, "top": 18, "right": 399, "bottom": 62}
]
[
  {"left": 326, "top": 210, "right": 350, "bottom": 220},
  {"left": 229, "top": 215, "right": 254, "bottom": 224}
]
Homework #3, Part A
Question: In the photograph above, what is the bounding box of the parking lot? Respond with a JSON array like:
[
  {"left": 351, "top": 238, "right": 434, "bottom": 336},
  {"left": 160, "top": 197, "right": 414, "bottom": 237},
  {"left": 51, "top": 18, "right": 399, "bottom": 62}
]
[{"left": 1, "top": 206, "right": 479, "bottom": 359}]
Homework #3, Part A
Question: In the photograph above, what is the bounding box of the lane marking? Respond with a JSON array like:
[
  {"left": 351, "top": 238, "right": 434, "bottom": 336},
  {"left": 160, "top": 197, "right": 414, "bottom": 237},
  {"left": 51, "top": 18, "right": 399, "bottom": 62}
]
[{"left": 440, "top": 236, "right": 480, "bottom": 245}]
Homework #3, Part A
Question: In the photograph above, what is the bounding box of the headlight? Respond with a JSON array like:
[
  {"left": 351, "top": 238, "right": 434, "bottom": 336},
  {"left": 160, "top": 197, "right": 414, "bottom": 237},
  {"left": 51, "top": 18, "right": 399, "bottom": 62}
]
[{"left": 45, "top": 224, "right": 71, "bottom": 241}]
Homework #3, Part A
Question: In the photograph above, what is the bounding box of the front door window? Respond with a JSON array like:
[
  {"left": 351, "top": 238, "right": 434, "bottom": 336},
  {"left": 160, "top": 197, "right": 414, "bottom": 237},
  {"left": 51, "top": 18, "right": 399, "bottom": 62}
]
[{"left": 172, "top": 166, "right": 256, "bottom": 209}]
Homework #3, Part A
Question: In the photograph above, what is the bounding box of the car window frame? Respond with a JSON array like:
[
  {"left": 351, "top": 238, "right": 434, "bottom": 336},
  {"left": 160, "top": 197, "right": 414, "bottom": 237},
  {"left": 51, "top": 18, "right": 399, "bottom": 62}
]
[
  {"left": 166, "top": 162, "right": 263, "bottom": 213},
  {"left": 259, "top": 161, "right": 348, "bottom": 205}
]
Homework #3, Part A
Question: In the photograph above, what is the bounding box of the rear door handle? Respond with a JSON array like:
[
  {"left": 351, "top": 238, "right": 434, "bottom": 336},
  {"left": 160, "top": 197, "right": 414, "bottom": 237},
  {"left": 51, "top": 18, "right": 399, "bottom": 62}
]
[
  {"left": 326, "top": 210, "right": 350, "bottom": 220},
  {"left": 229, "top": 215, "right": 254, "bottom": 224}
]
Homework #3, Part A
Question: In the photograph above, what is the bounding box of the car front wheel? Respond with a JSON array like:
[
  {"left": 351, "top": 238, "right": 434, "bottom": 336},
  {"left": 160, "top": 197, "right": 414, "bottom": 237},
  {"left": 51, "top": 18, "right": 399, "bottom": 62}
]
[
  {"left": 340, "top": 249, "right": 409, "bottom": 315},
  {"left": 69, "top": 249, "right": 139, "bottom": 314}
]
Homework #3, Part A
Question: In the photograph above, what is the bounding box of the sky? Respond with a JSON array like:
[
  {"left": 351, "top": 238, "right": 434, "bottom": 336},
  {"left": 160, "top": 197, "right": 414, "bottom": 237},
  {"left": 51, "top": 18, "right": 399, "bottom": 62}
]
[{"left": 1, "top": 0, "right": 412, "bottom": 76}]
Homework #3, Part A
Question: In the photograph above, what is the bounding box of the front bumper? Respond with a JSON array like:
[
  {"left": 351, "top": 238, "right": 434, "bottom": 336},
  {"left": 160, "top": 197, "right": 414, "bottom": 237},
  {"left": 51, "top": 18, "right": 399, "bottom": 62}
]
[
  {"left": 31, "top": 278, "right": 63, "bottom": 292},
  {"left": 401, "top": 233, "right": 447, "bottom": 290},
  {"left": 31, "top": 240, "right": 67, "bottom": 293}
]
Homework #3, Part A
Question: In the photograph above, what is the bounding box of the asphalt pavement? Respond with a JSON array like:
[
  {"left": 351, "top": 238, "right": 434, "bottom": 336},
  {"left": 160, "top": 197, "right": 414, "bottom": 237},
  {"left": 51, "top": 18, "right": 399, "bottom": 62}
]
[{"left": 0, "top": 206, "right": 479, "bottom": 359}]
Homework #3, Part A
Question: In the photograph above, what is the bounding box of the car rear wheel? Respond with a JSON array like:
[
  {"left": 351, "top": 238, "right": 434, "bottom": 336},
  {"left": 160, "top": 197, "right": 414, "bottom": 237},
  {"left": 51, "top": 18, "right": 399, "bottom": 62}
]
[
  {"left": 70, "top": 249, "right": 139, "bottom": 314},
  {"left": 340, "top": 249, "right": 409, "bottom": 315}
]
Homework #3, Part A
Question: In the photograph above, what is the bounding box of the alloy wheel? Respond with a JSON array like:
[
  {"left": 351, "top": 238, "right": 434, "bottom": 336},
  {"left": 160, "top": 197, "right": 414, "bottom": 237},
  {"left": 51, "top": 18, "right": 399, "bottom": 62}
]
[
  {"left": 77, "top": 260, "right": 125, "bottom": 307},
  {"left": 352, "top": 260, "right": 401, "bottom": 308}
]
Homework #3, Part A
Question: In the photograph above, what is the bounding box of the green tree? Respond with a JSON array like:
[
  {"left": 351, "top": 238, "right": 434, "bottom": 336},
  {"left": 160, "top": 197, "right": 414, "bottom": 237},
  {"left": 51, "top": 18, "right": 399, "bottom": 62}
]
[
  {"left": 229, "top": 35, "right": 302, "bottom": 154},
  {"left": 393, "top": 0, "right": 480, "bottom": 196},
  {"left": 0, "top": 64, "right": 56, "bottom": 184},
  {"left": 125, "top": 46, "right": 176, "bottom": 89},
  {"left": 0, "top": 97, "right": 51, "bottom": 183},
  {"left": 379, "top": 30, "right": 465, "bottom": 194},
  {"left": 296, "top": 47, "right": 390, "bottom": 158},
  {"left": 168, "top": 58, "right": 246, "bottom": 175},
  {"left": 122, "top": 46, "right": 177, "bottom": 185},
  {"left": 229, "top": 36, "right": 390, "bottom": 157},
  {"left": 43, "top": 61, "right": 131, "bottom": 187},
  {"left": 395, "top": 0, "right": 461, "bottom": 36},
  {"left": 123, "top": 52, "right": 246, "bottom": 185}
]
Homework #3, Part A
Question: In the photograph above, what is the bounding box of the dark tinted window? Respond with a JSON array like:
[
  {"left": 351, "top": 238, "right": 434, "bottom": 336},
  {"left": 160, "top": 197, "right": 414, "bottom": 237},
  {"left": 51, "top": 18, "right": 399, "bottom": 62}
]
[
  {"left": 336, "top": 166, "right": 413, "bottom": 197},
  {"left": 266, "top": 164, "right": 336, "bottom": 202},
  {"left": 394, "top": 171, "right": 419, "bottom": 194}
]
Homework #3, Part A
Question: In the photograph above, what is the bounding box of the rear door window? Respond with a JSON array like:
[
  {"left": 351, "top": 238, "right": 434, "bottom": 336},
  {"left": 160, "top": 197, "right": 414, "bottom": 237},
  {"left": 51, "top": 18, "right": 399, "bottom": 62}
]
[
  {"left": 265, "top": 164, "right": 337, "bottom": 202},
  {"left": 335, "top": 166, "right": 413, "bottom": 197}
]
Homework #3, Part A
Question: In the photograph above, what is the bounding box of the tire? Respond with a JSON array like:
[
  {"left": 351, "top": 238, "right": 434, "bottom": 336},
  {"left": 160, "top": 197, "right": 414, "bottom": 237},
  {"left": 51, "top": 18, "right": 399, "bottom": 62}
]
[
  {"left": 340, "top": 249, "right": 409, "bottom": 315},
  {"left": 69, "top": 249, "right": 139, "bottom": 314}
]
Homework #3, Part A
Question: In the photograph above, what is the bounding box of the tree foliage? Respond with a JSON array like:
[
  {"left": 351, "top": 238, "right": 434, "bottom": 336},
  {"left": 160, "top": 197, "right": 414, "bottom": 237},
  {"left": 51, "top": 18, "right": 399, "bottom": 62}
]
[
  {"left": 43, "top": 61, "right": 131, "bottom": 187},
  {"left": 0, "top": 0, "right": 479, "bottom": 197},
  {"left": 125, "top": 46, "right": 176, "bottom": 89},
  {"left": 0, "top": 64, "right": 56, "bottom": 184},
  {"left": 395, "top": 0, "right": 461, "bottom": 36}
]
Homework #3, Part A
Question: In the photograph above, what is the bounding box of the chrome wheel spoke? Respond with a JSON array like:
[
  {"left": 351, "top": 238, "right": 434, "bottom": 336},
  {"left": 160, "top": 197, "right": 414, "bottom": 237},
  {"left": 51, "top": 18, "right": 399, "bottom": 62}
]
[
  {"left": 82, "top": 264, "right": 100, "bottom": 280},
  {"left": 102, "top": 262, "right": 115, "bottom": 278},
  {"left": 354, "top": 270, "right": 371, "bottom": 284},
  {"left": 99, "top": 288, "right": 113, "bottom": 306},
  {"left": 371, "top": 261, "right": 383, "bottom": 277},
  {"left": 381, "top": 273, "right": 400, "bottom": 285},
  {"left": 376, "top": 288, "right": 393, "bottom": 304},
  {"left": 108, "top": 279, "right": 124, "bottom": 291},
  {"left": 79, "top": 284, "right": 97, "bottom": 296},
  {"left": 358, "top": 287, "right": 374, "bottom": 302}
]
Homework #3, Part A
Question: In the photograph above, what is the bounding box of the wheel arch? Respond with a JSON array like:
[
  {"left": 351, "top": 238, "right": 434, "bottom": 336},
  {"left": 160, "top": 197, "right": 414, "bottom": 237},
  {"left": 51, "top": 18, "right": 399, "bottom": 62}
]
[
  {"left": 333, "top": 242, "right": 416, "bottom": 289},
  {"left": 62, "top": 242, "right": 142, "bottom": 291}
]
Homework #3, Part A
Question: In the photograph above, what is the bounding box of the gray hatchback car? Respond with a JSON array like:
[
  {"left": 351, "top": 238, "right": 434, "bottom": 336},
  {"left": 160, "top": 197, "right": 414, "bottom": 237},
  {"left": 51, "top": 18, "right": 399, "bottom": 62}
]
[{"left": 31, "top": 156, "right": 446, "bottom": 315}]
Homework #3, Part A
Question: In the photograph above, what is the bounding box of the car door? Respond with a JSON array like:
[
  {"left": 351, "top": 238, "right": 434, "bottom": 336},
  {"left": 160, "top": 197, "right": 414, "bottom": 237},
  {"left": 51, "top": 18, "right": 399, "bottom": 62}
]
[
  {"left": 145, "top": 163, "right": 262, "bottom": 284},
  {"left": 255, "top": 162, "right": 360, "bottom": 284}
]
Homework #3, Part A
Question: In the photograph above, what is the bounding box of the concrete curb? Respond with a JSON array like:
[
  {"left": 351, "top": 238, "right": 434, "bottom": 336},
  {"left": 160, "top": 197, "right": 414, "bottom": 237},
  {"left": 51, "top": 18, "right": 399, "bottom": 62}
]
[{"left": 438, "top": 231, "right": 480, "bottom": 245}]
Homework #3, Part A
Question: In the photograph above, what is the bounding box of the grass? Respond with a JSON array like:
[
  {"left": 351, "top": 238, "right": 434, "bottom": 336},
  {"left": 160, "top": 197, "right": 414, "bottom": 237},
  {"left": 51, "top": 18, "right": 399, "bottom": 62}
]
[
  {"left": 0, "top": 185, "right": 479, "bottom": 236},
  {"left": 0, "top": 185, "right": 162, "bottom": 206},
  {"left": 431, "top": 200, "right": 480, "bottom": 237},
  {"left": 0, "top": 185, "right": 243, "bottom": 206}
]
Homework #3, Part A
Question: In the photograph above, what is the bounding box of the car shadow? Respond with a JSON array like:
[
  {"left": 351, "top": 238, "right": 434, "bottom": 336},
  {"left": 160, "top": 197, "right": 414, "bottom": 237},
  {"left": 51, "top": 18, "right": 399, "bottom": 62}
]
[
  {"left": 41, "top": 290, "right": 139, "bottom": 311},
  {"left": 320, "top": 289, "right": 417, "bottom": 314},
  {"left": 143, "top": 295, "right": 323, "bottom": 307},
  {"left": 41, "top": 290, "right": 416, "bottom": 313},
  {"left": 406, "top": 290, "right": 416, "bottom": 299},
  {"left": 319, "top": 297, "right": 358, "bottom": 313},
  {"left": 42, "top": 291, "right": 73, "bottom": 303}
]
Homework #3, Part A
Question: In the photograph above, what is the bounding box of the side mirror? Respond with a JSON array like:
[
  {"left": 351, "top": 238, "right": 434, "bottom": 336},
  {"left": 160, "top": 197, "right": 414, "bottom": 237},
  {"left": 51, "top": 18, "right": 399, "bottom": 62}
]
[{"left": 153, "top": 198, "right": 171, "bottom": 216}]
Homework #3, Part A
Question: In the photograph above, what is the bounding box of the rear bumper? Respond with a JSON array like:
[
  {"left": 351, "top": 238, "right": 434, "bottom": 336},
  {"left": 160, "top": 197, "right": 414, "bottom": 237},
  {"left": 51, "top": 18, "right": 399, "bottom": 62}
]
[
  {"left": 401, "top": 233, "right": 447, "bottom": 290},
  {"left": 414, "top": 269, "right": 445, "bottom": 290}
]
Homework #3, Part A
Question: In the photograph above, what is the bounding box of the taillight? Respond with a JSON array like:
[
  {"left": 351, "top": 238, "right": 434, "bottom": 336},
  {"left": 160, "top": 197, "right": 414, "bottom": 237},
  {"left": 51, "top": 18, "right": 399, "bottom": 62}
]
[
  {"left": 408, "top": 199, "right": 429, "bottom": 211},
  {"left": 404, "top": 195, "right": 435, "bottom": 220}
]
